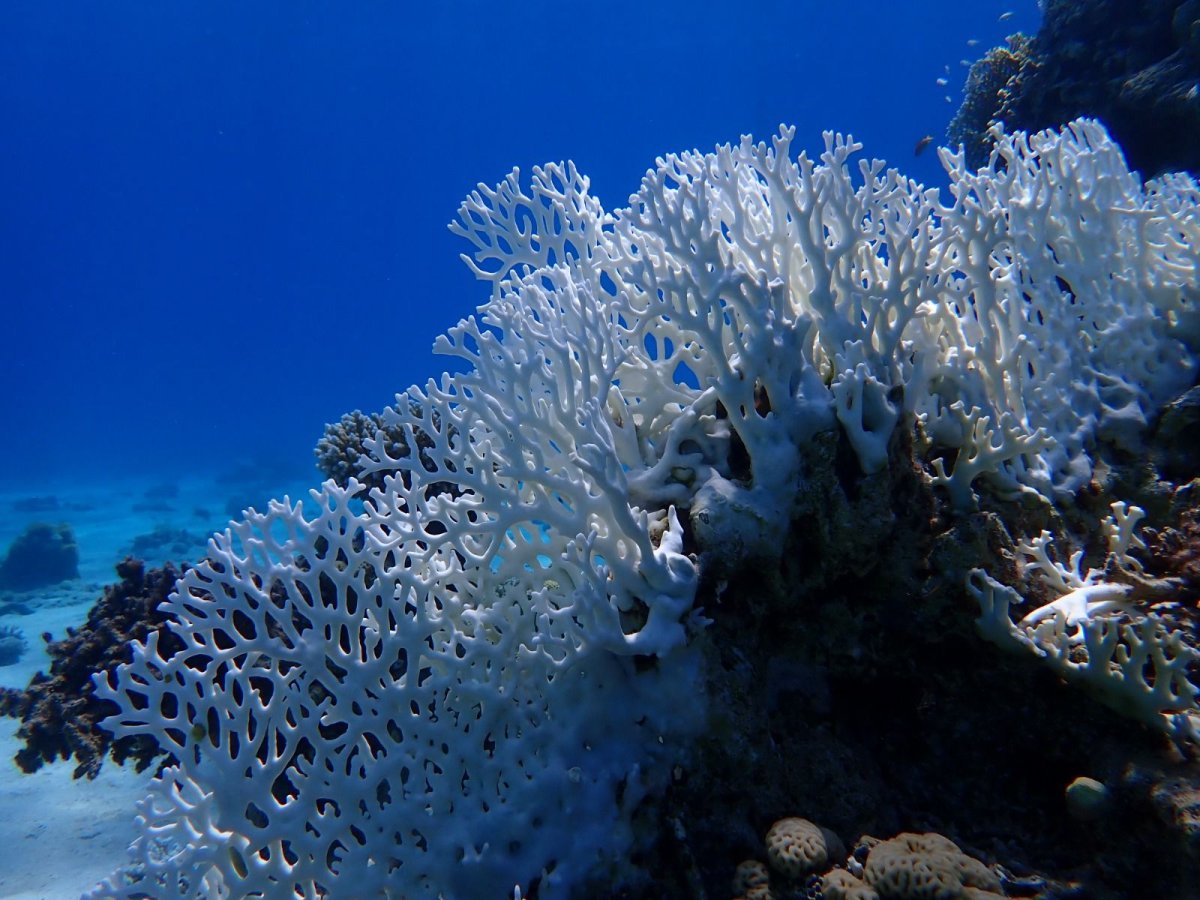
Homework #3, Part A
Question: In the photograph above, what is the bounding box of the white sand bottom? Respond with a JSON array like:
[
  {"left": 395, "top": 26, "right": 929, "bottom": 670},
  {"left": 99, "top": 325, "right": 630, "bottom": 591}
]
[{"left": 0, "top": 720, "right": 147, "bottom": 900}]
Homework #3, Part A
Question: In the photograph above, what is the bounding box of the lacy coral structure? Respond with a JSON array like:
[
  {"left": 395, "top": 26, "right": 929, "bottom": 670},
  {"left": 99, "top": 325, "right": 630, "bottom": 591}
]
[
  {"left": 970, "top": 502, "right": 1200, "bottom": 745},
  {"left": 89, "top": 120, "right": 1198, "bottom": 898}
]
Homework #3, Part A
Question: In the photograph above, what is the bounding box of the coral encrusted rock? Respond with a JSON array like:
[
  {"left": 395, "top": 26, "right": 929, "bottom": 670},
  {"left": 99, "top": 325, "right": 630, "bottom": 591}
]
[
  {"left": 0, "top": 558, "right": 179, "bottom": 778},
  {"left": 952, "top": 0, "right": 1200, "bottom": 177}
]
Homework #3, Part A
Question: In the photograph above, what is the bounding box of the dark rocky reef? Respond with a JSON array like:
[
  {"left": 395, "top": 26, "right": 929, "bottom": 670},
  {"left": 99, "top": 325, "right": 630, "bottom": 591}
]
[
  {"left": 637, "top": 403, "right": 1200, "bottom": 899},
  {"left": 1145, "top": 486, "right": 1200, "bottom": 598},
  {"left": 950, "top": 0, "right": 1200, "bottom": 177},
  {"left": 1153, "top": 385, "right": 1200, "bottom": 485},
  {"left": 0, "top": 558, "right": 180, "bottom": 778},
  {"left": 0, "top": 521, "right": 80, "bottom": 591}
]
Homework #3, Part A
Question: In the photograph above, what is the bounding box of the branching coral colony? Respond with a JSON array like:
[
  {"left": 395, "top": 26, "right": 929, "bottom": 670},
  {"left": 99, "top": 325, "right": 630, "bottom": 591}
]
[{"left": 88, "top": 120, "right": 1199, "bottom": 898}]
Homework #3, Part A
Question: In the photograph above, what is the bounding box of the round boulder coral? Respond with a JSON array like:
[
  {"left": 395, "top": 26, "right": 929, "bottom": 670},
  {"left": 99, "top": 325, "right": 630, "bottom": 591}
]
[
  {"left": 863, "top": 832, "right": 1001, "bottom": 899},
  {"left": 764, "top": 817, "right": 845, "bottom": 878}
]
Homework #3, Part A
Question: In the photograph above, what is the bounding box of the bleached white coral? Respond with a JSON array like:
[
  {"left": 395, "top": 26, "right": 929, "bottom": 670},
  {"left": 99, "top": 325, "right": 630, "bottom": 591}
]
[
  {"left": 91, "top": 484, "right": 705, "bottom": 898},
  {"left": 90, "top": 120, "right": 1198, "bottom": 897},
  {"left": 969, "top": 503, "right": 1200, "bottom": 745},
  {"left": 920, "top": 120, "right": 1197, "bottom": 499},
  {"left": 449, "top": 119, "right": 1197, "bottom": 511}
]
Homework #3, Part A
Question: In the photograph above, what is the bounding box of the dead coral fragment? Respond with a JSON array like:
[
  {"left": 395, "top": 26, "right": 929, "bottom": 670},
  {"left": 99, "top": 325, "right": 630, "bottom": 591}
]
[
  {"left": 863, "top": 832, "right": 1002, "bottom": 899},
  {"left": 969, "top": 502, "right": 1200, "bottom": 745}
]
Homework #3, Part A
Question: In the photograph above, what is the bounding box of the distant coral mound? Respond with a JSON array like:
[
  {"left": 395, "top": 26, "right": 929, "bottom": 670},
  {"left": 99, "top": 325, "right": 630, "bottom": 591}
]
[
  {"left": 951, "top": 0, "right": 1200, "bottom": 177},
  {"left": 0, "top": 522, "right": 79, "bottom": 591},
  {"left": 0, "top": 625, "right": 27, "bottom": 667}
]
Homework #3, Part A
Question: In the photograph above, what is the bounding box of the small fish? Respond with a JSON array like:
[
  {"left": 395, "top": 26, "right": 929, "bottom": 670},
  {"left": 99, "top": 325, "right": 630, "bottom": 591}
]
[
  {"left": 936, "top": 77, "right": 949, "bottom": 86},
  {"left": 945, "top": 95, "right": 953, "bottom": 104},
  {"left": 960, "top": 59, "right": 972, "bottom": 67},
  {"left": 999, "top": 11, "right": 1014, "bottom": 20},
  {"left": 966, "top": 39, "right": 979, "bottom": 46},
  {"left": 915, "top": 135, "right": 935, "bottom": 156},
  {"left": 944, "top": 64, "right": 951, "bottom": 73}
]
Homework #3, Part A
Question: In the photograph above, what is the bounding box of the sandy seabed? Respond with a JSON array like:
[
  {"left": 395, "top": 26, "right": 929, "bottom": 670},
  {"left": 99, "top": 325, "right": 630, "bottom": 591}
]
[
  {"left": 0, "top": 466, "right": 314, "bottom": 898},
  {"left": 0, "top": 719, "right": 144, "bottom": 900}
]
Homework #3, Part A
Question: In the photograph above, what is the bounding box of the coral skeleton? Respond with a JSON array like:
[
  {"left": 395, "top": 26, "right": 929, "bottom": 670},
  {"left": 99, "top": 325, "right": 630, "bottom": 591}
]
[
  {"left": 88, "top": 120, "right": 1198, "bottom": 897},
  {"left": 969, "top": 503, "right": 1200, "bottom": 745}
]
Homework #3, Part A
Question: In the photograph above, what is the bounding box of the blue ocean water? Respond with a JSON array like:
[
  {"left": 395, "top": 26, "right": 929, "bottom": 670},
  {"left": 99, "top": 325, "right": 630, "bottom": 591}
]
[{"left": 0, "top": 0, "right": 1039, "bottom": 492}]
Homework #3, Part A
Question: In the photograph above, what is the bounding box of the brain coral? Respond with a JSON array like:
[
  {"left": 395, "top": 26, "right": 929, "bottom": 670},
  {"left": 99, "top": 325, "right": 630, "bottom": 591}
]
[
  {"left": 764, "top": 816, "right": 845, "bottom": 878},
  {"left": 863, "top": 832, "right": 1001, "bottom": 900}
]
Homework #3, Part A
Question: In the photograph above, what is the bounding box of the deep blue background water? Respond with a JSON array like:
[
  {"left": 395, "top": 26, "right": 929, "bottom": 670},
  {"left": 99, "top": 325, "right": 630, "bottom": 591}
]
[{"left": 0, "top": 1, "right": 1040, "bottom": 491}]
